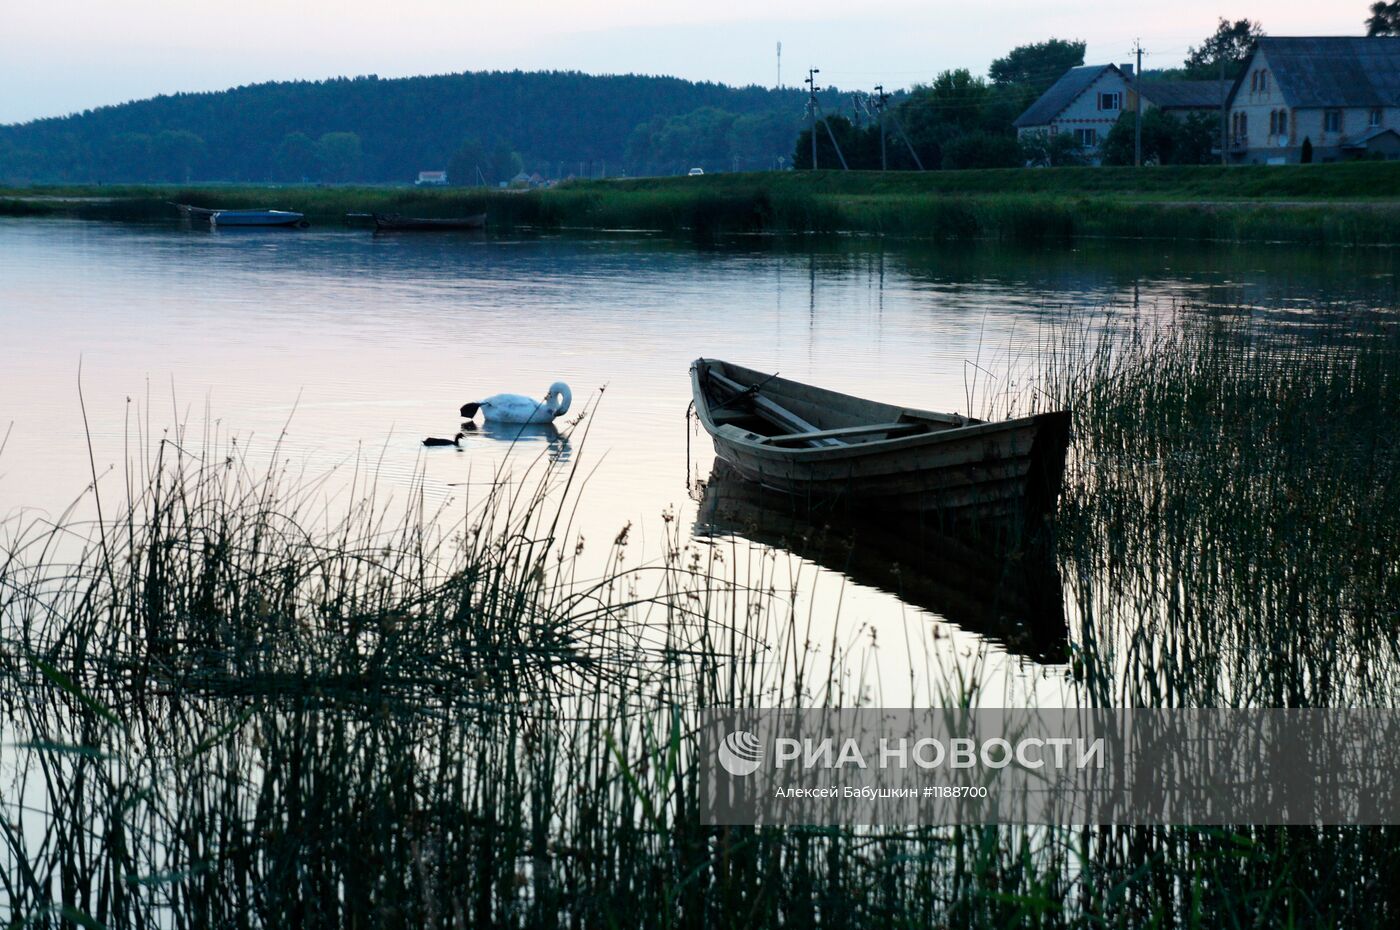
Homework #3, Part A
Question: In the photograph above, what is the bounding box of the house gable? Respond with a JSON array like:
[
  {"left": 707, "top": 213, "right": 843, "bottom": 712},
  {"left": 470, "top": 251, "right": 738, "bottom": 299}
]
[
  {"left": 1014, "top": 65, "right": 1127, "bottom": 129},
  {"left": 1229, "top": 37, "right": 1400, "bottom": 111}
]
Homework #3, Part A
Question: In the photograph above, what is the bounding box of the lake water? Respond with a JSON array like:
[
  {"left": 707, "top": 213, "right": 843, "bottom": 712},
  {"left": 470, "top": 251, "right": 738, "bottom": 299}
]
[{"left": 4, "top": 218, "right": 1399, "bottom": 705}]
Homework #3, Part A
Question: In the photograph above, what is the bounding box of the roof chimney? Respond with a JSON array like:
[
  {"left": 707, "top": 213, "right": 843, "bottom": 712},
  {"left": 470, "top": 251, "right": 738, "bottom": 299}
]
[{"left": 1120, "top": 63, "right": 1134, "bottom": 78}]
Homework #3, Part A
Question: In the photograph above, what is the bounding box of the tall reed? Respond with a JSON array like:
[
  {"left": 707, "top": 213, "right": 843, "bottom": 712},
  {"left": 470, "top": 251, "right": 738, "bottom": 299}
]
[{"left": 3, "top": 310, "right": 1400, "bottom": 927}]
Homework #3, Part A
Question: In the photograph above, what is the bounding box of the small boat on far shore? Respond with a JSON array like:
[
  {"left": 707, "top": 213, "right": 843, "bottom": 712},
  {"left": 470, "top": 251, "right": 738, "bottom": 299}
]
[
  {"left": 211, "top": 209, "right": 308, "bottom": 228},
  {"left": 373, "top": 212, "right": 486, "bottom": 231}
]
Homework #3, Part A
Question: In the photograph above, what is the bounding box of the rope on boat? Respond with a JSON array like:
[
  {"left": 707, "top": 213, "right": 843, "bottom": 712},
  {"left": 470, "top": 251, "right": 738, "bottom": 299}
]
[{"left": 709, "top": 371, "right": 780, "bottom": 412}]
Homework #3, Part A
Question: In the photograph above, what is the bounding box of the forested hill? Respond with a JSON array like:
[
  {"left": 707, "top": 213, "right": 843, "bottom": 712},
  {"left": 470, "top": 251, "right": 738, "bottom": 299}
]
[{"left": 0, "top": 70, "right": 827, "bottom": 184}]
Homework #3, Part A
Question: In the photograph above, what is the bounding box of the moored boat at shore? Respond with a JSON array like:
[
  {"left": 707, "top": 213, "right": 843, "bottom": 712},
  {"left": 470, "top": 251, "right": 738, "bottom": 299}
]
[
  {"left": 690, "top": 358, "right": 1071, "bottom": 528},
  {"left": 373, "top": 212, "right": 486, "bottom": 231},
  {"left": 211, "top": 209, "right": 308, "bottom": 228}
]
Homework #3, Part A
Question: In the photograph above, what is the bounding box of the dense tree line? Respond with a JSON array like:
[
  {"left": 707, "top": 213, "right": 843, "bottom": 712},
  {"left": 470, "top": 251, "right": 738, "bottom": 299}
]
[
  {"left": 0, "top": 71, "right": 819, "bottom": 184},
  {"left": 0, "top": 16, "right": 1294, "bottom": 182}
]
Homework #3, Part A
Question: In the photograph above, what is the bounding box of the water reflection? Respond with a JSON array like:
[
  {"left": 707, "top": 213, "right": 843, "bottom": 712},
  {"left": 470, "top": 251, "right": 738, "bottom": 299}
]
[
  {"left": 464, "top": 419, "right": 572, "bottom": 461},
  {"left": 693, "top": 463, "right": 1069, "bottom": 663}
]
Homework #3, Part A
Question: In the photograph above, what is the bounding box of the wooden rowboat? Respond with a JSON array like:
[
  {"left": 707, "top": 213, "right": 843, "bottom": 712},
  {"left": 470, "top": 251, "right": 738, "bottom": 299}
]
[
  {"left": 373, "top": 212, "right": 486, "bottom": 231},
  {"left": 690, "top": 358, "right": 1071, "bottom": 528}
]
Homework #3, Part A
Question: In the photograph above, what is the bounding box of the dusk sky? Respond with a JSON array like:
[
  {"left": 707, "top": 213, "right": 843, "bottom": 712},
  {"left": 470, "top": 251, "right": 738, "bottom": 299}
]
[{"left": 0, "top": 2, "right": 1371, "bottom": 124}]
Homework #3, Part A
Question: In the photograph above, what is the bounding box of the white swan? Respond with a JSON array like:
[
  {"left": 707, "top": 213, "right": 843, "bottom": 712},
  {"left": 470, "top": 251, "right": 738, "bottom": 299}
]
[{"left": 460, "top": 382, "right": 572, "bottom": 424}]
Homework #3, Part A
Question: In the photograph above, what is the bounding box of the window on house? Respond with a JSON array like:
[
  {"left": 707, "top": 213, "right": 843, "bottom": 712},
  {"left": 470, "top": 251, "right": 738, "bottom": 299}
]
[
  {"left": 1269, "top": 111, "right": 1278, "bottom": 135},
  {"left": 1238, "top": 113, "right": 1248, "bottom": 137},
  {"left": 1073, "top": 128, "right": 1098, "bottom": 147},
  {"left": 1261, "top": 71, "right": 1269, "bottom": 92},
  {"left": 1278, "top": 110, "right": 1288, "bottom": 136},
  {"left": 1325, "top": 110, "right": 1343, "bottom": 133},
  {"left": 1250, "top": 71, "right": 1258, "bottom": 92},
  {"left": 1371, "top": 108, "right": 1383, "bottom": 127},
  {"left": 1097, "top": 92, "right": 1121, "bottom": 111}
]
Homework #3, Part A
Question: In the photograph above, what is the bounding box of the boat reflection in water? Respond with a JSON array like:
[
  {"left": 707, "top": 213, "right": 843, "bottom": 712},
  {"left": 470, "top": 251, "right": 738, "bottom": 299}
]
[
  {"left": 693, "top": 463, "right": 1069, "bottom": 663},
  {"left": 463, "top": 420, "right": 572, "bottom": 462}
]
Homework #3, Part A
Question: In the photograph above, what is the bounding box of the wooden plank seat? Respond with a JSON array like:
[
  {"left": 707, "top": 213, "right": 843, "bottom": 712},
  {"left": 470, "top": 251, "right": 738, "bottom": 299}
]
[{"left": 762, "top": 421, "right": 925, "bottom": 445}]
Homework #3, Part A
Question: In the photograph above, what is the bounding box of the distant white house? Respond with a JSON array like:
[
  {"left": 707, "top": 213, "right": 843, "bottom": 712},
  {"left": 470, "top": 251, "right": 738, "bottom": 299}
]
[
  {"left": 1226, "top": 37, "right": 1400, "bottom": 164},
  {"left": 416, "top": 170, "right": 448, "bottom": 186},
  {"left": 1015, "top": 64, "right": 1229, "bottom": 163}
]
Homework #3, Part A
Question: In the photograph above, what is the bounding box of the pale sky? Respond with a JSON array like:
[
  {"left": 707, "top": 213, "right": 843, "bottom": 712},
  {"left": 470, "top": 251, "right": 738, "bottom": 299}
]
[{"left": 0, "top": 1, "right": 1370, "bottom": 124}]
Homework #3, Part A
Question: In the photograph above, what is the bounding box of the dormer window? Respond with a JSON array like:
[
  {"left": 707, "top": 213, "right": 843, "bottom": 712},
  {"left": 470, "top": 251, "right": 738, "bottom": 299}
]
[
  {"left": 1371, "top": 108, "right": 1383, "bottom": 128},
  {"left": 1098, "top": 92, "right": 1121, "bottom": 111}
]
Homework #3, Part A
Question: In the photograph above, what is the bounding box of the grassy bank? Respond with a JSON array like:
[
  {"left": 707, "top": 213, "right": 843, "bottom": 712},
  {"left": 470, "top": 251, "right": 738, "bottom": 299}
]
[
  {"left": 9, "top": 161, "right": 1400, "bottom": 244},
  {"left": 3, "top": 311, "right": 1399, "bottom": 926}
]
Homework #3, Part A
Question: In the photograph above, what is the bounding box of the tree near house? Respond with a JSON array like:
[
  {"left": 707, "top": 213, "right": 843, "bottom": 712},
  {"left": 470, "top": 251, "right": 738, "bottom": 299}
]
[
  {"left": 489, "top": 140, "right": 523, "bottom": 183},
  {"left": 1100, "top": 110, "right": 1216, "bottom": 165},
  {"left": 1368, "top": 2, "right": 1400, "bottom": 35},
  {"left": 447, "top": 137, "right": 486, "bottom": 186},
  {"left": 1184, "top": 18, "right": 1265, "bottom": 78},
  {"left": 1018, "top": 131, "right": 1087, "bottom": 168},
  {"left": 989, "top": 39, "right": 1087, "bottom": 98},
  {"left": 940, "top": 132, "right": 1021, "bottom": 170},
  {"left": 895, "top": 69, "right": 1002, "bottom": 168}
]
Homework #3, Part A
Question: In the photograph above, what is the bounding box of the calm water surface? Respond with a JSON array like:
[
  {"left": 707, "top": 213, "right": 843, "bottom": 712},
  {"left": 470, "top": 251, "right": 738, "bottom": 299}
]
[{"left": 4, "top": 218, "right": 1399, "bottom": 703}]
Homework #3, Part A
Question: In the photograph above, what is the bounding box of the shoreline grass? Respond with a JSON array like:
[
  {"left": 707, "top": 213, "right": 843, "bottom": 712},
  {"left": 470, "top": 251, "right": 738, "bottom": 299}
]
[{"left": 9, "top": 161, "right": 1400, "bottom": 244}]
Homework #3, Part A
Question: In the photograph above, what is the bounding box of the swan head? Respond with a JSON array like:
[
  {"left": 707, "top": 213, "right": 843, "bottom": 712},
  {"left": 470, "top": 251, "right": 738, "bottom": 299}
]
[{"left": 545, "top": 382, "right": 572, "bottom": 418}]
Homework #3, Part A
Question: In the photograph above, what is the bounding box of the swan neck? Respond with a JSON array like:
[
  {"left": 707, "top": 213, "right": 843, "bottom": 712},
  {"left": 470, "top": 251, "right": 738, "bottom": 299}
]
[{"left": 550, "top": 383, "right": 572, "bottom": 417}]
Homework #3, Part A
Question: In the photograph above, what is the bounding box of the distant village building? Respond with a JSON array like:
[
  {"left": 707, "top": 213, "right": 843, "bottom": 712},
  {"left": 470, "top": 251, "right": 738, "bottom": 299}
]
[
  {"left": 416, "top": 170, "right": 448, "bottom": 186},
  {"left": 1014, "top": 64, "right": 1228, "bottom": 164},
  {"left": 1226, "top": 37, "right": 1400, "bottom": 164}
]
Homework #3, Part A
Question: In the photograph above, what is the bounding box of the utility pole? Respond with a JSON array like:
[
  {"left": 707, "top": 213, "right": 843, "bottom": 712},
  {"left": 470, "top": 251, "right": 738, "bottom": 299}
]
[
  {"left": 1133, "top": 39, "right": 1144, "bottom": 167},
  {"left": 874, "top": 84, "right": 890, "bottom": 171},
  {"left": 777, "top": 41, "right": 782, "bottom": 89},
  {"left": 1219, "top": 54, "right": 1228, "bottom": 165},
  {"left": 804, "top": 68, "right": 849, "bottom": 170}
]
